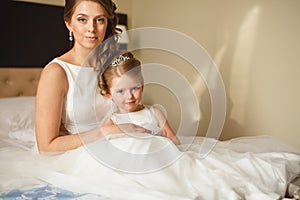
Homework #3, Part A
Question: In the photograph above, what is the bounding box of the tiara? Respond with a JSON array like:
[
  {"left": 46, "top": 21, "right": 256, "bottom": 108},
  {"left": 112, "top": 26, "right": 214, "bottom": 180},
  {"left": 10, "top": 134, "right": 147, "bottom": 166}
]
[{"left": 111, "top": 55, "right": 130, "bottom": 67}]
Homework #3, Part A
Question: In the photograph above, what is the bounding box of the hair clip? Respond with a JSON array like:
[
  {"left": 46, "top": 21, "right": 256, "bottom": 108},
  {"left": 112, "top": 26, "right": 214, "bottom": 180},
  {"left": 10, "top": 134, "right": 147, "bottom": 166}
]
[{"left": 111, "top": 55, "right": 130, "bottom": 67}]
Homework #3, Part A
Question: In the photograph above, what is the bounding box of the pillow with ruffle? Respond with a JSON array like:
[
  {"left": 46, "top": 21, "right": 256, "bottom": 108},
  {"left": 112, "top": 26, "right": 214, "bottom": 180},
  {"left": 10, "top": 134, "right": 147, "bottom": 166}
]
[{"left": 0, "top": 96, "right": 35, "bottom": 134}]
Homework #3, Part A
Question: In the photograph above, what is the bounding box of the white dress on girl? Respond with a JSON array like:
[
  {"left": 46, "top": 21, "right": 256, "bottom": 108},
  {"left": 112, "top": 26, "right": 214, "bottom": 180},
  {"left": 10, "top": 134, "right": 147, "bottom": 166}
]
[{"left": 110, "top": 106, "right": 162, "bottom": 135}]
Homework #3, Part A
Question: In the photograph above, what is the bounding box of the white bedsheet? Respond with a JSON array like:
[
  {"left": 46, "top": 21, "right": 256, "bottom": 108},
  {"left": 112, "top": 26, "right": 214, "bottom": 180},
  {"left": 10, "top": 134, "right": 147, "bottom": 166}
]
[{"left": 0, "top": 133, "right": 299, "bottom": 200}]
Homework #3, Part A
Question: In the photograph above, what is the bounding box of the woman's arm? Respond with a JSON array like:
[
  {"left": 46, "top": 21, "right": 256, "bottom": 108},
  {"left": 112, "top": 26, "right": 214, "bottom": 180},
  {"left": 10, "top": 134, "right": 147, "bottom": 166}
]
[
  {"left": 35, "top": 64, "right": 150, "bottom": 153},
  {"left": 101, "top": 119, "right": 152, "bottom": 137},
  {"left": 153, "top": 107, "right": 181, "bottom": 145},
  {"left": 35, "top": 63, "right": 83, "bottom": 152}
]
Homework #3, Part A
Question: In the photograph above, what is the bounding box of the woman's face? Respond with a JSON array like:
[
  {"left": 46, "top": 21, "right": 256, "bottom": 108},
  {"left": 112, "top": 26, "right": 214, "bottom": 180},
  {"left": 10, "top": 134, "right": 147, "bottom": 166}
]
[
  {"left": 109, "top": 74, "right": 144, "bottom": 113},
  {"left": 66, "top": 1, "right": 108, "bottom": 50}
]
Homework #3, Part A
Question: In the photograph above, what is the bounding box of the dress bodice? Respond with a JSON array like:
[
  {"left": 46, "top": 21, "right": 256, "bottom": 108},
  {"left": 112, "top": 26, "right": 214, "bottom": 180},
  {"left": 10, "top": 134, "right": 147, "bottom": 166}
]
[
  {"left": 50, "top": 58, "right": 111, "bottom": 134},
  {"left": 111, "top": 106, "right": 162, "bottom": 135}
]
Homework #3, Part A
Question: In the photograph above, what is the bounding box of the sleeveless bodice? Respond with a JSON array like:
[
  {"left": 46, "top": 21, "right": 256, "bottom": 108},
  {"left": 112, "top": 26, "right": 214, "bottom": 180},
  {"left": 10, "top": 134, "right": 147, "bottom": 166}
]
[
  {"left": 111, "top": 107, "right": 162, "bottom": 135},
  {"left": 50, "top": 58, "right": 111, "bottom": 134}
]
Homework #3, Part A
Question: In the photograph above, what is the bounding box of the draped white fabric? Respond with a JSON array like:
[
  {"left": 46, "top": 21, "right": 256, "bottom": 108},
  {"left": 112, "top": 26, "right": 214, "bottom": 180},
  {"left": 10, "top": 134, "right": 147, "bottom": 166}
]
[{"left": 0, "top": 133, "right": 299, "bottom": 200}]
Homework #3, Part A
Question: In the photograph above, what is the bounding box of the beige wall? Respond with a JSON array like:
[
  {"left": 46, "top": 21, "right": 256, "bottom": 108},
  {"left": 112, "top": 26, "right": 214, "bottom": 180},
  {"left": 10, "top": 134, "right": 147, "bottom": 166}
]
[
  {"left": 124, "top": 0, "right": 300, "bottom": 149},
  {"left": 16, "top": 0, "right": 300, "bottom": 149}
]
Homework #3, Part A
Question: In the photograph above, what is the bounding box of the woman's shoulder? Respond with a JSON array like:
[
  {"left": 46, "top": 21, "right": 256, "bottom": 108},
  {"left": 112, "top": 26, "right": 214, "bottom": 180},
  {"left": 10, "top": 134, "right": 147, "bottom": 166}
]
[
  {"left": 44, "top": 55, "right": 80, "bottom": 74},
  {"left": 40, "top": 59, "right": 68, "bottom": 88},
  {"left": 37, "top": 61, "right": 68, "bottom": 96},
  {"left": 43, "top": 59, "right": 67, "bottom": 76}
]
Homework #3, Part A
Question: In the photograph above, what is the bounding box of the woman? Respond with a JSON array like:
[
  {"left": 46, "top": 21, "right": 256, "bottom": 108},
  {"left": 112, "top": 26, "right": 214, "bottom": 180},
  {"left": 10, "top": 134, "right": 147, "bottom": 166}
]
[{"left": 35, "top": 0, "right": 149, "bottom": 153}]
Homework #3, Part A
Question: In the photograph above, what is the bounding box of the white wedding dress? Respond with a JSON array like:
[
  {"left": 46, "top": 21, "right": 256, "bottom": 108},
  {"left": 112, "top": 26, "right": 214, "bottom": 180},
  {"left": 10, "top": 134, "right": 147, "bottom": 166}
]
[{"left": 0, "top": 59, "right": 299, "bottom": 200}]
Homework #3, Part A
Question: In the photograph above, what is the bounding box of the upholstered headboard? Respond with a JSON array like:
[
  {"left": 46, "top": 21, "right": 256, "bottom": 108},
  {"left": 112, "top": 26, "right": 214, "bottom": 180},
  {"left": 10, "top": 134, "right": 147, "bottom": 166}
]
[{"left": 0, "top": 68, "right": 43, "bottom": 97}]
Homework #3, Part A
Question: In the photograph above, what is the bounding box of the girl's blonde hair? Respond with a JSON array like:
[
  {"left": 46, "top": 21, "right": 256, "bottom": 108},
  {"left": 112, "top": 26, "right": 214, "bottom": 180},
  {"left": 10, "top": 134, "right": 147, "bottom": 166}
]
[{"left": 99, "top": 52, "right": 143, "bottom": 96}]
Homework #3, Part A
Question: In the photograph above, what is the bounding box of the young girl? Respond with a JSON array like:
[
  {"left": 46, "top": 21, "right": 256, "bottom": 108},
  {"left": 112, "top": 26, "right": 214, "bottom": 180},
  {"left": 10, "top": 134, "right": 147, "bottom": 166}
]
[{"left": 99, "top": 52, "right": 180, "bottom": 145}]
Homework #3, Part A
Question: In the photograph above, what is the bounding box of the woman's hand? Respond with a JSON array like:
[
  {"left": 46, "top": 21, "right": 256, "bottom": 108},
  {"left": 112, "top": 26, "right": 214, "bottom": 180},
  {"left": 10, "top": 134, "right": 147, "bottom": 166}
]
[{"left": 101, "top": 123, "right": 151, "bottom": 136}]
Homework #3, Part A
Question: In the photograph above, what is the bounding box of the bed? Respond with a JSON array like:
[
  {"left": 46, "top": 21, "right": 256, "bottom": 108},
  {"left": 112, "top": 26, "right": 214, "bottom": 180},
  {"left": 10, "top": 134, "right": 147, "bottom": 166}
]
[{"left": 0, "top": 67, "right": 299, "bottom": 200}]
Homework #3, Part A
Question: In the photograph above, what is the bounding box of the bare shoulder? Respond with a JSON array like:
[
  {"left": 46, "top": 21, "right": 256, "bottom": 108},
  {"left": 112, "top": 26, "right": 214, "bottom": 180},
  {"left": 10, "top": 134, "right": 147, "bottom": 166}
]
[
  {"left": 38, "top": 62, "right": 68, "bottom": 95},
  {"left": 150, "top": 105, "right": 167, "bottom": 119},
  {"left": 41, "top": 62, "right": 66, "bottom": 79}
]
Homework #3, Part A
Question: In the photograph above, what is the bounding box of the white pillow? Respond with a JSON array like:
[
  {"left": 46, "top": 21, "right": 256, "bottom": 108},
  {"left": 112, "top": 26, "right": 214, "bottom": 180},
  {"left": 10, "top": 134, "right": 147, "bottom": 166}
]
[{"left": 0, "top": 96, "right": 36, "bottom": 134}]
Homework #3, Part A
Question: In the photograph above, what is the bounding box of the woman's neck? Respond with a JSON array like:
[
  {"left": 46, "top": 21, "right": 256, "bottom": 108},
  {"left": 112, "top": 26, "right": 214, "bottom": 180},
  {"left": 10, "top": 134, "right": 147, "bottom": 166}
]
[
  {"left": 71, "top": 47, "right": 92, "bottom": 65},
  {"left": 61, "top": 46, "right": 94, "bottom": 66}
]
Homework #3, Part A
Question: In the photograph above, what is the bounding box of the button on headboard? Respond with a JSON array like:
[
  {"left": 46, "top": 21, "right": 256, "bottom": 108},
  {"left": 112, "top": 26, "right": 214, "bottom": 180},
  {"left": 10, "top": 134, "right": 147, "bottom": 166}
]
[{"left": 0, "top": 68, "right": 43, "bottom": 97}]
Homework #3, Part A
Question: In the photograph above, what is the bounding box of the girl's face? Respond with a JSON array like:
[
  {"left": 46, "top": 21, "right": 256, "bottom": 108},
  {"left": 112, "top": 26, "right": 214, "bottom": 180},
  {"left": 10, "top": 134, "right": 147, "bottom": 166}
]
[
  {"left": 109, "top": 75, "right": 144, "bottom": 113},
  {"left": 66, "top": 1, "right": 108, "bottom": 50}
]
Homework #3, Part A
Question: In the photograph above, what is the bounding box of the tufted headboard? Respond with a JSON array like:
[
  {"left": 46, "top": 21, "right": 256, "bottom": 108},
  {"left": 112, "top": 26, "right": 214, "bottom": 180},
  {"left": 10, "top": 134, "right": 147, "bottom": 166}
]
[{"left": 0, "top": 68, "right": 43, "bottom": 97}]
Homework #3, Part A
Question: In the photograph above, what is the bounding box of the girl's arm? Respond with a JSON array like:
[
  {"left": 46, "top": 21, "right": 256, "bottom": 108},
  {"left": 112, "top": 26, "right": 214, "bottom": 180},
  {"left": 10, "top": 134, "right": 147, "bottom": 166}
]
[{"left": 152, "top": 106, "right": 180, "bottom": 145}]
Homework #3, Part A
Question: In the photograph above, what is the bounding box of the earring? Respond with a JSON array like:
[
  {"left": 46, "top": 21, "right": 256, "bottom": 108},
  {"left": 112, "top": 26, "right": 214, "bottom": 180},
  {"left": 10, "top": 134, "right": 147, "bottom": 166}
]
[{"left": 69, "top": 31, "right": 73, "bottom": 42}]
